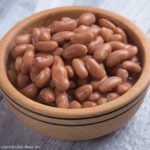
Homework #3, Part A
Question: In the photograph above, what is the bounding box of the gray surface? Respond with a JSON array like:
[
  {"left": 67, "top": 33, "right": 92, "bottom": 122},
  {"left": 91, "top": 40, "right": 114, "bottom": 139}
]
[{"left": 0, "top": 0, "right": 150, "bottom": 150}]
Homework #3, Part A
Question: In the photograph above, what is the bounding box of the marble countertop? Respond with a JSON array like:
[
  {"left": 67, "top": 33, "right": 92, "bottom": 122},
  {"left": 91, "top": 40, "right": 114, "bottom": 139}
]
[{"left": 0, "top": 0, "right": 150, "bottom": 150}]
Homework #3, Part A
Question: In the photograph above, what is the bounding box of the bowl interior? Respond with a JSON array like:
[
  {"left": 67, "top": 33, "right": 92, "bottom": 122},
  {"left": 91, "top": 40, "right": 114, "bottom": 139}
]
[{"left": 0, "top": 6, "right": 150, "bottom": 118}]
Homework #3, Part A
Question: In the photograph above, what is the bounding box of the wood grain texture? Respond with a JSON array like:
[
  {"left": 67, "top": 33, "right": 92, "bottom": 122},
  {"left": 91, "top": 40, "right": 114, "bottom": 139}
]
[{"left": 0, "top": 0, "right": 150, "bottom": 149}]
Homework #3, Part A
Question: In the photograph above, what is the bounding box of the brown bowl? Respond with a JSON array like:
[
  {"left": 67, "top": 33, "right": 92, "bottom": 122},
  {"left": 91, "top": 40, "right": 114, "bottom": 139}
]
[{"left": 0, "top": 6, "right": 150, "bottom": 141}]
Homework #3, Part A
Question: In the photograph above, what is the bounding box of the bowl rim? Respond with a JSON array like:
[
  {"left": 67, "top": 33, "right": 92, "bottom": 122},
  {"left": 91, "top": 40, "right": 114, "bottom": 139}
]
[{"left": 0, "top": 6, "right": 150, "bottom": 119}]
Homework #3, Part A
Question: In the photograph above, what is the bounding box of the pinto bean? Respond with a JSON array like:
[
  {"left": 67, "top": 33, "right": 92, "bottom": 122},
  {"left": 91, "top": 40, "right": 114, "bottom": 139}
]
[
  {"left": 93, "top": 43, "right": 112, "bottom": 62},
  {"left": 39, "top": 87, "right": 55, "bottom": 104},
  {"left": 55, "top": 90, "right": 69, "bottom": 108},
  {"left": 88, "top": 92, "right": 101, "bottom": 101},
  {"left": 17, "top": 73, "right": 30, "bottom": 89},
  {"left": 122, "top": 61, "right": 142, "bottom": 73},
  {"left": 107, "top": 92, "right": 119, "bottom": 101},
  {"left": 20, "top": 83, "right": 38, "bottom": 99},
  {"left": 7, "top": 70, "right": 17, "bottom": 85},
  {"left": 20, "top": 50, "right": 35, "bottom": 74},
  {"left": 79, "top": 12, "right": 96, "bottom": 26},
  {"left": 51, "top": 20, "right": 77, "bottom": 33},
  {"left": 117, "top": 82, "right": 132, "bottom": 95},
  {"left": 33, "top": 54, "right": 53, "bottom": 70},
  {"left": 69, "top": 100, "right": 82, "bottom": 109},
  {"left": 63, "top": 44, "right": 88, "bottom": 59},
  {"left": 97, "top": 97, "right": 107, "bottom": 105},
  {"left": 15, "top": 34, "right": 31, "bottom": 45},
  {"left": 15, "top": 57, "right": 22, "bottom": 72},
  {"left": 65, "top": 65, "right": 74, "bottom": 78},
  {"left": 35, "top": 41, "right": 58, "bottom": 52},
  {"left": 115, "top": 27, "right": 128, "bottom": 43},
  {"left": 52, "top": 31, "right": 74, "bottom": 43},
  {"left": 106, "top": 49, "right": 131, "bottom": 67},
  {"left": 75, "top": 84, "right": 93, "bottom": 102},
  {"left": 99, "top": 76, "right": 122, "bottom": 92},
  {"left": 116, "top": 68, "right": 129, "bottom": 82},
  {"left": 85, "top": 57, "right": 106, "bottom": 79},
  {"left": 52, "top": 65, "right": 70, "bottom": 91},
  {"left": 88, "top": 36, "right": 104, "bottom": 54},
  {"left": 109, "top": 41, "right": 125, "bottom": 50},
  {"left": 35, "top": 67, "right": 51, "bottom": 88},
  {"left": 12, "top": 44, "right": 35, "bottom": 58},
  {"left": 82, "top": 101, "right": 97, "bottom": 108},
  {"left": 71, "top": 32, "right": 94, "bottom": 44},
  {"left": 99, "top": 18, "right": 117, "bottom": 32},
  {"left": 72, "top": 59, "right": 88, "bottom": 79}
]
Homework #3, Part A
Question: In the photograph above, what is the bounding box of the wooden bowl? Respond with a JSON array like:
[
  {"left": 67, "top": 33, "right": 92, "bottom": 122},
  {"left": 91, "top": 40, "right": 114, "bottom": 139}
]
[{"left": 0, "top": 6, "right": 150, "bottom": 141}]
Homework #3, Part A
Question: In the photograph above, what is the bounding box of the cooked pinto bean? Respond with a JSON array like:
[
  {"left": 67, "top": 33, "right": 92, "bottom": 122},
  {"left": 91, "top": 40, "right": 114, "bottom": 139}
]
[
  {"left": 8, "top": 13, "right": 141, "bottom": 109},
  {"left": 99, "top": 76, "right": 122, "bottom": 92}
]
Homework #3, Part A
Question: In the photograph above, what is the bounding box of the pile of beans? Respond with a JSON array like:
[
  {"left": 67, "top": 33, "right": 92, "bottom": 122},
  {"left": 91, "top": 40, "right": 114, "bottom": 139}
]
[{"left": 7, "top": 12, "right": 142, "bottom": 109}]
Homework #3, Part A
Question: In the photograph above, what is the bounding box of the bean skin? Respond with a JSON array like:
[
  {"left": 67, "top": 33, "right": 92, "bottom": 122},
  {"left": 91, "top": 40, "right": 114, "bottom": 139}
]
[
  {"left": 82, "top": 101, "right": 97, "bottom": 108},
  {"left": 17, "top": 73, "right": 30, "bottom": 89},
  {"left": 12, "top": 44, "right": 35, "bottom": 58},
  {"left": 107, "top": 92, "right": 119, "bottom": 101},
  {"left": 117, "top": 82, "right": 132, "bottom": 95},
  {"left": 109, "top": 41, "right": 125, "bottom": 51},
  {"left": 39, "top": 87, "right": 55, "bottom": 104},
  {"left": 35, "top": 41, "right": 58, "bottom": 52},
  {"left": 88, "top": 92, "right": 101, "bottom": 101},
  {"left": 52, "top": 47, "right": 63, "bottom": 56},
  {"left": 85, "top": 25, "right": 101, "bottom": 37},
  {"left": 122, "top": 61, "right": 142, "bottom": 73},
  {"left": 99, "top": 18, "right": 117, "bottom": 32},
  {"left": 39, "top": 27, "right": 51, "bottom": 41},
  {"left": 53, "top": 56, "right": 64, "bottom": 66},
  {"left": 109, "top": 34, "right": 123, "bottom": 42},
  {"left": 100, "top": 27, "right": 113, "bottom": 42},
  {"left": 35, "top": 67, "right": 51, "bottom": 88},
  {"left": 116, "top": 68, "right": 128, "bottom": 82},
  {"left": 20, "top": 50, "right": 35, "bottom": 74},
  {"left": 52, "top": 65, "right": 70, "bottom": 91},
  {"left": 115, "top": 27, "right": 128, "bottom": 43},
  {"left": 79, "top": 12, "right": 96, "bottom": 26},
  {"left": 74, "top": 25, "right": 89, "bottom": 33},
  {"left": 85, "top": 57, "right": 106, "bottom": 79},
  {"left": 55, "top": 90, "right": 69, "bottom": 108},
  {"left": 88, "top": 36, "right": 104, "bottom": 54},
  {"left": 15, "top": 34, "right": 31, "bottom": 45},
  {"left": 71, "top": 32, "right": 94, "bottom": 44},
  {"left": 69, "top": 100, "right": 82, "bottom": 109},
  {"left": 72, "top": 59, "right": 88, "bottom": 79},
  {"left": 130, "top": 56, "right": 139, "bottom": 63},
  {"left": 93, "top": 43, "right": 112, "bottom": 62},
  {"left": 20, "top": 83, "right": 38, "bottom": 99},
  {"left": 106, "top": 49, "right": 130, "bottom": 67},
  {"left": 63, "top": 44, "right": 88, "bottom": 59},
  {"left": 75, "top": 84, "right": 93, "bottom": 102},
  {"left": 51, "top": 20, "right": 77, "bottom": 33},
  {"left": 30, "top": 66, "right": 40, "bottom": 82},
  {"left": 90, "top": 76, "right": 108, "bottom": 90},
  {"left": 99, "top": 76, "right": 122, "bottom": 92},
  {"left": 15, "top": 57, "right": 22, "bottom": 72},
  {"left": 97, "top": 97, "right": 107, "bottom": 105},
  {"left": 7, "top": 70, "right": 17, "bottom": 85},
  {"left": 125, "top": 45, "right": 138, "bottom": 56},
  {"left": 33, "top": 54, "right": 53, "bottom": 70},
  {"left": 32, "top": 28, "right": 41, "bottom": 44},
  {"left": 65, "top": 65, "right": 74, "bottom": 78},
  {"left": 52, "top": 31, "right": 74, "bottom": 43}
]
